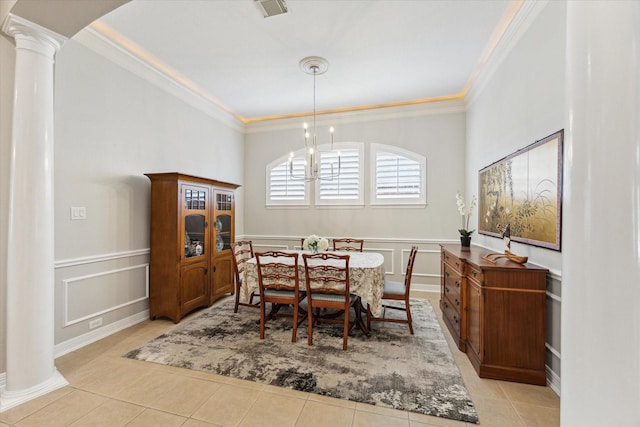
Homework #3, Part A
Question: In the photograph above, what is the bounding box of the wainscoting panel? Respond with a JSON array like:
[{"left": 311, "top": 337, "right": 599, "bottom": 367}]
[
  {"left": 411, "top": 246, "right": 442, "bottom": 291},
  {"left": 545, "top": 272, "right": 562, "bottom": 394},
  {"left": 54, "top": 249, "right": 150, "bottom": 348},
  {"left": 364, "top": 247, "right": 395, "bottom": 276},
  {"left": 63, "top": 264, "right": 149, "bottom": 327}
]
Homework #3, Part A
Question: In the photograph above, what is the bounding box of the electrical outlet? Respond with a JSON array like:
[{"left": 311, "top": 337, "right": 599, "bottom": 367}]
[{"left": 89, "top": 317, "right": 103, "bottom": 329}]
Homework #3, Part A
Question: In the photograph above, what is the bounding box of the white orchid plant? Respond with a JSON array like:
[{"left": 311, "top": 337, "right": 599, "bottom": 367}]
[
  {"left": 303, "top": 234, "right": 329, "bottom": 252},
  {"left": 456, "top": 192, "right": 477, "bottom": 237}
]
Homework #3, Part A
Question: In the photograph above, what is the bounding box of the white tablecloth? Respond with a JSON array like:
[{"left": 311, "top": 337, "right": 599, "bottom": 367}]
[{"left": 241, "top": 250, "right": 386, "bottom": 316}]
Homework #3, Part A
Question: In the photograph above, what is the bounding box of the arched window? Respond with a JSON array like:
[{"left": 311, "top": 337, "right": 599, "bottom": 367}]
[
  {"left": 370, "top": 144, "right": 426, "bottom": 205},
  {"left": 266, "top": 155, "right": 308, "bottom": 205}
]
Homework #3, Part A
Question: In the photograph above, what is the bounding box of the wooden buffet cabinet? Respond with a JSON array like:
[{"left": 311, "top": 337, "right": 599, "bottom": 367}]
[
  {"left": 440, "top": 244, "right": 548, "bottom": 385},
  {"left": 146, "top": 172, "right": 239, "bottom": 323}
]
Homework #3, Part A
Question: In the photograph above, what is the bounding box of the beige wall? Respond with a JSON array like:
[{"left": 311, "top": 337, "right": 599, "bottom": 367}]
[
  {"left": 244, "top": 105, "right": 467, "bottom": 239},
  {"left": 52, "top": 37, "right": 245, "bottom": 349}
]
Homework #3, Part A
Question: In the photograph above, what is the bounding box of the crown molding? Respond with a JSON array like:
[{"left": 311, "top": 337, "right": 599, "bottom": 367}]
[
  {"left": 72, "top": 25, "right": 245, "bottom": 133},
  {"left": 465, "top": 0, "right": 550, "bottom": 107},
  {"left": 245, "top": 99, "right": 466, "bottom": 134}
]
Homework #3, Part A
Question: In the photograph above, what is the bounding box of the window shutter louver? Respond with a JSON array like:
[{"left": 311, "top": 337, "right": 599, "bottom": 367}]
[
  {"left": 375, "top": 151, "right": 421, "bottom": 198},
  {"left": 319, "top": 149, "right": 361, "bottom": 200},
  {"left": 269, "top": 157, "right": 306, "bottom": 201}
]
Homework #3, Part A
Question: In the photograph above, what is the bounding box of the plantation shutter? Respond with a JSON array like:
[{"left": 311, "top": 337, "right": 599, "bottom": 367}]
[
  {"left": 269, "top": 157, "right": 306, "bottom": 201},
  {"left": 318, "top": 149, "right": 360, "bottom": 200},
  {"left": 375, "top": 151, "right": 421, "bottom": 198}
]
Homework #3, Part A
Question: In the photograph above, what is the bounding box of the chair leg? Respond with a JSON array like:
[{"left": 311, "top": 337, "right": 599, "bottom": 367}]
[
  {"left": 308, "top": 307, "right": 314, "bottom": 346},
  {"left": 342, "top": 308, "right": 349, "bottom": 351},
  {"left": 292, "top": 303, "right": 298, "bottom": 343},
  {"left": 406, "top": 298, "right": 414, "bottom": 335},
  {"left": 366, "top": 304, "right": 372, "bottom": 330},
  {"left": 234, "top": 280, "right": 240, "bottom": 313},
  {"left": 259, "top": 302, "right": 266, "bottom": 339}
]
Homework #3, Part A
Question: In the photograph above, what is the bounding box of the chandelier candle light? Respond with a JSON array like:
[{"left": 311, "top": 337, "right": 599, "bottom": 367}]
[{"left": 289, "top": 56, "right": 341, "bottom": 181}]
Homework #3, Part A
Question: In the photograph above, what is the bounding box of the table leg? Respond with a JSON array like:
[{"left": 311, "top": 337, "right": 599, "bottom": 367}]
[{"left": 353, "top": 297, "right": 370, "bottom": 337}]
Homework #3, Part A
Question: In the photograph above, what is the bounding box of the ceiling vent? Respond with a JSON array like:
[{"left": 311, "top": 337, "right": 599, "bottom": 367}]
[{"left": 254, "top": 0, "right": 288, "bottom": 18}]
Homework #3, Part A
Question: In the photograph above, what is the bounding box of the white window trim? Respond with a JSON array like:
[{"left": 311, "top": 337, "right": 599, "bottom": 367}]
[
  {"left": 370, "top": 143, "right": 427, "bottom": 206},
  {"left": 265, "top": 154, "right": 310, "bottom": 206},
  {"left": 315, "top": 142, "right": 364, "bottom": 207}
]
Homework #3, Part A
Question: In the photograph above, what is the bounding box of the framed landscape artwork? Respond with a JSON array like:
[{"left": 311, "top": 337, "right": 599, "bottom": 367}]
[{"left": 479, "top": 130, "right": 563, "bottom": 251}]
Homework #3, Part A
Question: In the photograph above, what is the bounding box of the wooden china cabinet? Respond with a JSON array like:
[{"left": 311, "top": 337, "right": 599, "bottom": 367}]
[
  {"left": 145, "top": 172, "right": 239, "bottom": 323},
  {"left": 440, "top": 244, "right": 548, "bottom": 385}
]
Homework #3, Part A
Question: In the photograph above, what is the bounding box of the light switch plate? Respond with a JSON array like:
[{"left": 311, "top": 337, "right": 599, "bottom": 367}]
[{"left": 70, "top": 206, "right": 87, "bottom": 220}]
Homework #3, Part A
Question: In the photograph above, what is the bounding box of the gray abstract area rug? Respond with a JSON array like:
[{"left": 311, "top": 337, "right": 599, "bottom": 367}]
[{"left": 124, "top": 298, "right": 478, "bottom": 424}]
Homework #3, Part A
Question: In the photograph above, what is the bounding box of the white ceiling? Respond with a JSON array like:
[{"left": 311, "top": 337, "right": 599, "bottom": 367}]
[{"left": 96, "top": 0, "right": 518, "bottom": 122}]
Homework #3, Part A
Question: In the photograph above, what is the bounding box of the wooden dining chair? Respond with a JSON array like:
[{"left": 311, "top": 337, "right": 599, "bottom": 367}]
[
  {"left": 332, "top": 238, "right": 364, "bottom": 252},
  {"left": 367, "top": 245, "right": 418, "bottom": 334},
  {"left": 302, "top": 252, "right": 357, "bottom": 350},
  {"left": 231, "top": 241, "right": 259, "bottom": 313},
  {"left": 255, "top": 251, "right": 306, "bottom": 342}
]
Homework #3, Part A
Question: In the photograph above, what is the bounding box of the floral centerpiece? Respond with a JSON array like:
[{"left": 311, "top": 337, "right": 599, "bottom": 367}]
[
  {"left": 303, "top": 234, "right": 329, "bottom": 253},
  {"left": 456, "top": 192, "right": 476, "bottom": 248}
]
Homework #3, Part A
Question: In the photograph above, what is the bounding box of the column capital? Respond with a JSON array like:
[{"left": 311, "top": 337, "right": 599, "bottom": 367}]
[{"left": 1, "top": 13, "right": 67, "bottom": 57}]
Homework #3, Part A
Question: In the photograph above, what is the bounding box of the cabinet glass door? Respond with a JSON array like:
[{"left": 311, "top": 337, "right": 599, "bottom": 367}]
[
  {"left": 214, "top": 213, "right": 231, "bottom": 251},
  {"left": 183, "top": 186, "right": 207, "bottom": 258},
  {"left": 214, "top": 191, "right": 233, "bottom": 252}
]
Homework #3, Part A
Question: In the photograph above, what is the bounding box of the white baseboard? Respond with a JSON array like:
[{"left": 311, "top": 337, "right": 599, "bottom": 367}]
[
  {"left": 546, "top": 365, "right": 561, "bottom": 396},
  {"left": 54, "top": 310, "right": 150, "bottom": 358},
  {"left": 412, "top": 283, "right": 439, "bottom": 294}
]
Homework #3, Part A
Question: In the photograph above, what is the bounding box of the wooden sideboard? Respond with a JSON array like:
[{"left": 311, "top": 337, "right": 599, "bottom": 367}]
[{"left": 440, "top": 244, "right": 548, "bottom": 385}]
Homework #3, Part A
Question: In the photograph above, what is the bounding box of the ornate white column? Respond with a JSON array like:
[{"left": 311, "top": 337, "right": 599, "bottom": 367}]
[
  {"left": 0, "top": 14, "right": 68, "bottom": 411},
  {"left": 563, "top": 1, "right": 640, "bottom": 425}
]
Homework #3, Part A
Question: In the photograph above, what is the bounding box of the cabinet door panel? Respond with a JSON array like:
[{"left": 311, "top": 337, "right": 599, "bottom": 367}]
[
  {"left": 467, "top": 281, "right": 482, "bottom": 357},
  {"left": 213, "top": 254, "right": 234, "bottom": 299},
  {"left": 180, "top": 262, "right": 209, "bottom": 314},
  {"left": 483, "top": 289, "right": 546, "bottom": 368}
]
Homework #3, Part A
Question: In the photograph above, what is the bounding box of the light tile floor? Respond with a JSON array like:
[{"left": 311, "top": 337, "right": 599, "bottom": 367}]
[{"left": 0, "top": 293, "right": 560, "bottom": 426}]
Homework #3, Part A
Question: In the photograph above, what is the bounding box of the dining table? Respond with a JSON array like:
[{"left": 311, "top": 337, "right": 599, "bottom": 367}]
[{"left": 240, "top": 250, "right": 386, "bottom": 318}]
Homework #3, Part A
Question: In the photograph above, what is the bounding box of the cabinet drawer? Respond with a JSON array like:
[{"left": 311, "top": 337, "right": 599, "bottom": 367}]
[
  {"left": 442, "top": 297, "right": 461, "bottom": 336},
  {"left": 466, "top": 264, "right": 483, "bottom": 283},
  {"left": 443, "top": 265, "right": 462, "bottom": 304},
  {"left": 442, "top": 251, "right": 463, "bottom": 273}
]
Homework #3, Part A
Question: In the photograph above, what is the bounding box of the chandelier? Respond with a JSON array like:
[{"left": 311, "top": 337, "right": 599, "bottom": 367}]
[{"left": 289, "top": 56, "right": 341, "bottom": 181}]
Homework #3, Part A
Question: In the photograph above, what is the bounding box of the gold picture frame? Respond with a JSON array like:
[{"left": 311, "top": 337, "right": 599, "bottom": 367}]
[{"left": 478, "top": 130, "right": 563, "bottom": 251}]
